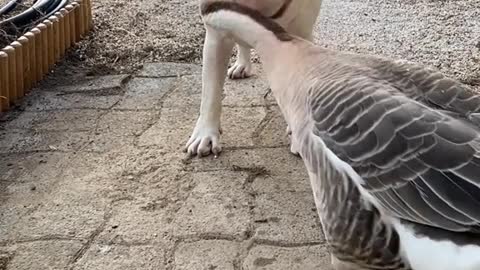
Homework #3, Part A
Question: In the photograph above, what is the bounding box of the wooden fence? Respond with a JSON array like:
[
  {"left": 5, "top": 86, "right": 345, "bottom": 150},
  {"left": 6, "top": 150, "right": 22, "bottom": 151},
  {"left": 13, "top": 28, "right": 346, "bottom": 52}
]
[{"left": 0, "top": 0, "right": 93, "bottom": 113}]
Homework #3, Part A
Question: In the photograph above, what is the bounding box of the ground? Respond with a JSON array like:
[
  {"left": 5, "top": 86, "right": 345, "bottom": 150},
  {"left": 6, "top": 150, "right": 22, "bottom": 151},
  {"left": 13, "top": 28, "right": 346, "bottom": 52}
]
[{"left": 0, "top": 0, "right": 479, "bottom": 269}]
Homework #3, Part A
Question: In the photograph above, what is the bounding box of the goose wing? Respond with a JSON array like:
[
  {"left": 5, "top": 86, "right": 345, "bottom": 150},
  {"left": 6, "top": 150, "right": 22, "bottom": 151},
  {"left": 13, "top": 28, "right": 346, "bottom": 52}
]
[
  {"left": 342, "top": 54, "right": 480, "bottom": 125},
  {"left": 306, "top": 73, "right": 480, "bottom": 233}
]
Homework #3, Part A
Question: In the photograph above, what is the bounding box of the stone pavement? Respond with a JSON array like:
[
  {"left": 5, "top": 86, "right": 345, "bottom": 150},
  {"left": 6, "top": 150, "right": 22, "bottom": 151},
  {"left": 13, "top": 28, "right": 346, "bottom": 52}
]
[
  {"left": 1, "top": 0, "right": 478, "bottom": 269},
  {"left": 0, "top": 62, "right": 331, "bottom": 270}
]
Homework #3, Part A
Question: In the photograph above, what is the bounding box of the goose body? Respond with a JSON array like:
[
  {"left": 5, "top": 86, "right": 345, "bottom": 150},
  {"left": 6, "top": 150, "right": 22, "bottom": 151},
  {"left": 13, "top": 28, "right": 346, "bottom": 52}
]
[{"left": 200, "top": 2, "right": 480, "bottom": 269}]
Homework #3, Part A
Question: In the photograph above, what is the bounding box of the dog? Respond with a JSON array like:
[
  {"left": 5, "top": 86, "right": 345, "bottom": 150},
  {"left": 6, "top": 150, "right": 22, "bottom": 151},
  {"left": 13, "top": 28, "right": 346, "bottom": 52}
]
[{"left": 185, "top": 0, "right": 323, "bottom": 157}]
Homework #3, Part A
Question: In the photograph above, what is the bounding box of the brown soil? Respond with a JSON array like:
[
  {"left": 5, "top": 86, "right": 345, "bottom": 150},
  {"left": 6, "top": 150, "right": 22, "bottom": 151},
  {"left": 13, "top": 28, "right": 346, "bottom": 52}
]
[{"left": 70, "top": 0, "right": 205, "bottom": 75}]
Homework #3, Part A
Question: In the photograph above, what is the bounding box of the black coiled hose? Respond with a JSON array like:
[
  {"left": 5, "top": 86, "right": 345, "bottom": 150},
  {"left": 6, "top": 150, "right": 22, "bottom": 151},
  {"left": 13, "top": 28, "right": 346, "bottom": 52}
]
[
  {"left": 0, "top": 0, "right": 23, "bottom": 16},
  {"left": 0, "top": 0, "right": 68, "bottom": 34}
]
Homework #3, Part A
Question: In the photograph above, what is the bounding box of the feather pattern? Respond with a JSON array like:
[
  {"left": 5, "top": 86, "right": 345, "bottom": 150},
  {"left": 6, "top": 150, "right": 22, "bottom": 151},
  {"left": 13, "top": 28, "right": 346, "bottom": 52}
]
[
  {"left": 199, "top": 3, "right": 480, "bottom": 268},
  {"left": 294, "top": 54, "right": 480, "bottom": 267}
]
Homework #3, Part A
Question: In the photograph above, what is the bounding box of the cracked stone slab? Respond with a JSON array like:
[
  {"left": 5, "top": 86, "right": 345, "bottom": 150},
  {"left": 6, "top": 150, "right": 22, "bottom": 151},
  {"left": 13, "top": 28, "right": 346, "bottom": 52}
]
[
  {"left": 187, "top": 148, "right": 307, "bottom": 177},
  {"left": 1, "top": 109, "right": 103, "bottom": 132},
  {"left": 0, "top": 178, "right": 57, "bottom": 239},
  {"left": 174, "top": 240, "right": 240, "bottom": 270},
  {"left": 137, "top": 62, "right": 201, "bottom": 77},
  {"left": 0, "top": 151, "right": 126, "bottom": 242},
  {"left": 50, "top": 75, "right": 130, "bottom": 93},
  {"left": 115, "top": 77, "right": 178, "bottom": 110},
  {"left": 0, "top": 130, "right": 90, "bottom": 154},
  {"left": 0, "top": 240, "right": 83, "bottom": 270},
  {"left": 221, "top": 106, "right": 267, "bottom": 148},
  {"left": 172, "top": 171, "right": 251, "bottom": 239},
  {"left": 2, "top": 184, "right": 108, "bottom": 242},
  {"left": 255, "top": 107, "right": 290, "bottom": 147},
  {"left": 222, "top": 71, "right": 276, "bottom": 107},
  {"left": 0, "top": 152, "right": 71, "bottom": 242},
  {"left": 96, "top": 110, "right": 159, "bottom": 137},
  {"left": 252, "top": 176, "right": 324, "bottom": 244},
  {"left": 81, "top": 133, "right": 137, "bottom": 153},
  {"left": 72, "top": 244, "right": 166, "bottom": 270},
  {"left": 243, "top": 245, "right": 332, "bottom": 270},
  {"left": 77, "top": 110, "right": 159, "bottom": 152},
  {"left": 137, "top": 106, "right": 197, "bottom": 152},
  {"left": 162, "top": 66, "right": 276, "bottom": 109},
  {"left": 21, "top": 90, "right": 122, "bottom": 111},
  {"left": 162, "top": 75, "right": 201, "bottom": 108},
  {"left": 0, "top": 152, "right": 64, "bottom": 183},
  {"left": 97, "top": 199, "right": 173, "bottom": 245},
  {"left": 138, "top": 106, "right": 266, "bottom": 150}
]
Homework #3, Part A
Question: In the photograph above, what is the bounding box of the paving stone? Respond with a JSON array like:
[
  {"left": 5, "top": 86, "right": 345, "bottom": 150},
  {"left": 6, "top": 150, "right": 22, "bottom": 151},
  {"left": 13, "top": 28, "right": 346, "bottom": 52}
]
[
  {"left": 0, "top": 152, "right": 64, "bottom": 183},
  {"left": 138, "top": 106, "right": 266, "bottom": 150},
  {"left": 115, "top": 77, "right": 178, "bottom": 110},
  {"left": 50, "top": 75, "right": 130, "bottom": 93},
  {"left": 172, "top": 171, "right": 251, "bottom": 239},
  {"left": 3, "top": 190, "right": 106, "bottom": 242},
  {"left": 73, "top": 244, "right": 166, "bottom": 270},
  {"left": 2, "top": 154, "right": 115, "bottom": 241},
  {"left": 58, "top": 150, "right": 128, "bottom": 182},
  {"left": 96, "top": 110, "right": 159, "bottom": 136},
  {"left": 222, "top": 73, "right": 275, "bottom": 107},
  {"left": 21, "top": 90, "right": 122, "bottom": 111},
  {"left": 119, "top": 148, "right": 186, "bottom": 181},
  {"left": 0, "top": 130, "right": 90, "bottom": 154},
  {"left": 0, "top": 153, "right": 69, "bottom": 243},
  {"left": 252, "top": 176, "right": 324, "bottom": 244},
  {"left": 1, "top": 240, "right": 83, "bottom": 270},
  {"left": 97, "top": 199, "right": 172, "bottom": 245},
  {"left": 162, "top": 75, "right": 201, "bottom": 108},
  {"left": 0, "top": 201, "right": 38, "bottom": 244},
  {"left": 80, "top": 133, "right": 137, "bottom": 153},
  {"left": 162, "top": 67, "right": 276, "bottom": 109},
  {"left": 1, "top": 109, "right": 102, "bottom": 131},
  {"left": 187, "top": 148, "right": 307, "bottom": 177},
  {"left": 69, "top": 110, "right": 160, "bottom": 152},
  {"left": 137, "top": 62, "right": 201, "bottom": 77},
  {"left": 255, "top": 107, "right": 290, "bottom": 147},
  {"left": 243, "top": 245, "right": 332, "bottom": 270},
  {"left": 137, "top": 106, "right": 197, "bottom": 151},
  {"left": 222, "top": 106, "right": 267, "bottom": 148},
  {"left": 174, "top": 240, "right": 240, "bottom": 270}
]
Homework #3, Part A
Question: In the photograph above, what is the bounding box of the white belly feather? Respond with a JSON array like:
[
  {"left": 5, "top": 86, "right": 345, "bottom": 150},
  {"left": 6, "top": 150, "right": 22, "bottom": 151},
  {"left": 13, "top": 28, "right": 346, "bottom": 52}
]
[{"left": 393, "top": 221, "right": 480, "bottom": 270}]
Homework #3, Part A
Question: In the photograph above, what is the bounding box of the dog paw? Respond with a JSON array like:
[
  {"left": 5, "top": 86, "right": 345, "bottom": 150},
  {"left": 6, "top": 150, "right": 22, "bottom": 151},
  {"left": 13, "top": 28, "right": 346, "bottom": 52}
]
[
  {"left": 184, "top": 125, "right": 222, "bottom": 158},
  {"left": 227, "top": 62, "right": 252, "bottom": 80}
]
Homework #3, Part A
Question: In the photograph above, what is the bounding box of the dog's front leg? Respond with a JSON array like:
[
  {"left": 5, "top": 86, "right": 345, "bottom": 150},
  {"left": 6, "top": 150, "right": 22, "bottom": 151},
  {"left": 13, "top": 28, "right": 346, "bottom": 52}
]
[
  {"left": 227, "top": 44, "right": 252, "bottom": 79},
  {"left": 185, "top": 26, "right": 234, "bottom": 157}
]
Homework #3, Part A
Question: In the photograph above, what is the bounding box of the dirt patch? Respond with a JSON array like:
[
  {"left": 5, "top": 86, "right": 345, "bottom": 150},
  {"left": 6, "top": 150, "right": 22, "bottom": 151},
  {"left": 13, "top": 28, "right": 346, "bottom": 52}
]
[{"left": 70, "top": 0, "right": 206, "bottom": 75}]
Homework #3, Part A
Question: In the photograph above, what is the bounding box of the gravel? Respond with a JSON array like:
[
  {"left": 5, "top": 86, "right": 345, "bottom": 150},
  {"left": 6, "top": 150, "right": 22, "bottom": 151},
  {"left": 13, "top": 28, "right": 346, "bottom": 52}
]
[
  {"left": 11, "top": 0, "right": 478, "bottom": 86},
  {"left": 315, "top": 0, "right": 480, "bottom": 87}
]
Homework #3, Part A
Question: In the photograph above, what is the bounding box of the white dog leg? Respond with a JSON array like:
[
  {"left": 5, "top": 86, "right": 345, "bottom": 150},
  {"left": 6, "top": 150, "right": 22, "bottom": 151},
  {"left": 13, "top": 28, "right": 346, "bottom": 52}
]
[
  {"left": 227, "top": 44, "right": 253, "bottom": 79},
  {"left": 185, "top": 26, "right": 234, "bottom": 157}
]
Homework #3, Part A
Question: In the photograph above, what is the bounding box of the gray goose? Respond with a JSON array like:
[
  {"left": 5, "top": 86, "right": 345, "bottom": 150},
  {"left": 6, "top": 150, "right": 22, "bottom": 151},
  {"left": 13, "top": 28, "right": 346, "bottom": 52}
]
[{"left": 200, "top": 2, "right": 480, "bottom": 270}]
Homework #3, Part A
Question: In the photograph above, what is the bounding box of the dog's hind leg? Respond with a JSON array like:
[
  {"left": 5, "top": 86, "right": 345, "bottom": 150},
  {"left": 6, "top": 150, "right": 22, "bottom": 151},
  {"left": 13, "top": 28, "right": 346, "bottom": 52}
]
[{"left": 227, "top": 44, "right": 253, "bottom": 79}]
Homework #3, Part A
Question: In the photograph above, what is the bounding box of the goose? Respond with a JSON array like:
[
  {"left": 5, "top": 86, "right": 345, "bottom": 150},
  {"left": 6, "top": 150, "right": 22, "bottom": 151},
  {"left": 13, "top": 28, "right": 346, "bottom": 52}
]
[{"left": 200, "top": 2, "right": 480, "bottom": 270}]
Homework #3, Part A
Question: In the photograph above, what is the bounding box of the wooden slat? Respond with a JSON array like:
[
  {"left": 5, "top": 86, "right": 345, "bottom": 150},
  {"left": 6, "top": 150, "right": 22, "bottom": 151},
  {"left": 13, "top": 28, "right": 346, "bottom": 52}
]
[
  {"left": 2, "top": 46, "right": 16, "bottom": 105},
  {"left": 18, "top": 36, "right": 31, "bottom": 92},
  {"left": 0, "top": 51, "right": 9, "bottom": 111},
  {"left": 0, "top": 1, "right": 93, "bottom": 113}
]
